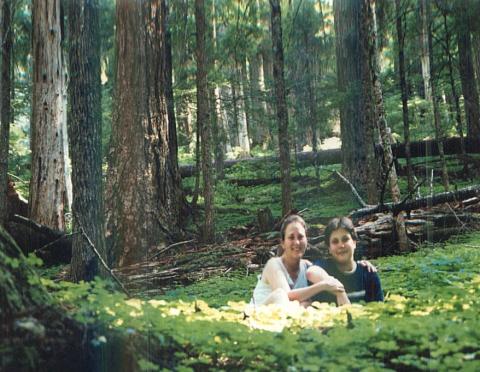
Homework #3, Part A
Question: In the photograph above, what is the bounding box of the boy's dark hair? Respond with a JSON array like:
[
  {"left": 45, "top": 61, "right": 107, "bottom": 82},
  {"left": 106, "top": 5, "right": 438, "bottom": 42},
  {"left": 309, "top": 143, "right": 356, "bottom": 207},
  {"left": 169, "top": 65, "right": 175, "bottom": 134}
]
[{"left": 324, "top": 216, "right": 358, "bottom": 246}]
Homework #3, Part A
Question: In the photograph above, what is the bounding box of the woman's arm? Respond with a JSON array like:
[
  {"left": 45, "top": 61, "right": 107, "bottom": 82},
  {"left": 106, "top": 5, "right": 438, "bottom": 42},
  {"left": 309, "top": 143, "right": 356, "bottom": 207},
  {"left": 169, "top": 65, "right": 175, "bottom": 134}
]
[
  {"left": 306, "top": 266, "right": 351, "bottom": 306},
  {"left": 263, "top": 260, "right": 349, "bottom": 303}
]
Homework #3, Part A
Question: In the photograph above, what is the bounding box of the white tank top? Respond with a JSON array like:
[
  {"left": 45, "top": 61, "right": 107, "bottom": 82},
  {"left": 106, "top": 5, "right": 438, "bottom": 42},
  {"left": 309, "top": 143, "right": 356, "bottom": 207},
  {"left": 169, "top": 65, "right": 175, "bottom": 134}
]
[{"left": 251, "top": 257, "right": 309, "bottom": 305}]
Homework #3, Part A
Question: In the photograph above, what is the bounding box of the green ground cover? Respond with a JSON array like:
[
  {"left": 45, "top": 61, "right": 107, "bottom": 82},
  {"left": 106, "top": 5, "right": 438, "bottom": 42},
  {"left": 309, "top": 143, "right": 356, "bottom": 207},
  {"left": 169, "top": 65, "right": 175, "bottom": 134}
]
[{"left": 42, "top": 232, "right": 480, "bottom": 371}]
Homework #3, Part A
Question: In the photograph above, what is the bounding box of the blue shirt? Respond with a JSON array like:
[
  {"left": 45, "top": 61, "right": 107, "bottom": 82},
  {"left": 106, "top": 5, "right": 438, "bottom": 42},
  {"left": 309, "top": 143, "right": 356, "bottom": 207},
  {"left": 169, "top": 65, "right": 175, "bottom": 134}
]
[{"left": 312, "top": 259, "right": 384, "bottom": 303}]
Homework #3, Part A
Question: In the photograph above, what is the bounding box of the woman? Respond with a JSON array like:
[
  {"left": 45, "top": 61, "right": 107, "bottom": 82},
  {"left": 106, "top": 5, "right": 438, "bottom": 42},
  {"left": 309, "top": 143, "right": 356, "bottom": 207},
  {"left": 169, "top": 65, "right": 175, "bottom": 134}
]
[
  {"left": 312, "top": 216, "right": 384, "bottom": 303},
  {"left": 251, "top": 214, "right": 350, "bottom": 307}
]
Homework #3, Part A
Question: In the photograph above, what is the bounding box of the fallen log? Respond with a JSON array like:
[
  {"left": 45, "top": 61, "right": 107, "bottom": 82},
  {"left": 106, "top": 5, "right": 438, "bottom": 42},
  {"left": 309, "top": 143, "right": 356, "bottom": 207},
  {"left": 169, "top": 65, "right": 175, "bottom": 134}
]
[
  {"left": 179, "top": 137, "right": 480, "bottom": 178},
  {"left": 350, "top": 185, "right": 480, "bottom": 219},
  {"left": 7, "top": 214, "right": 72, "bottom": 265}
]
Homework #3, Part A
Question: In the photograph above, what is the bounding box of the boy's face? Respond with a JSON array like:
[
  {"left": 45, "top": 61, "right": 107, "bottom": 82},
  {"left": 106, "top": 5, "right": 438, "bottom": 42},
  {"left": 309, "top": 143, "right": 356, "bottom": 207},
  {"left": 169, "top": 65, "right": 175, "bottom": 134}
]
[{"left": 328, "top": 228, "right": 356, "bottom": 265}]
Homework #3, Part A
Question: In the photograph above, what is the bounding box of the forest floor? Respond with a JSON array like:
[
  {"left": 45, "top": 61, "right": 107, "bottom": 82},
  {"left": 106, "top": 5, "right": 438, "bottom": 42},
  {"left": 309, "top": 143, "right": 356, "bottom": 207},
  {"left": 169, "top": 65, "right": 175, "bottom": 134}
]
[{"left": 27, "top": 153, "right": 480, "bottom": 370}]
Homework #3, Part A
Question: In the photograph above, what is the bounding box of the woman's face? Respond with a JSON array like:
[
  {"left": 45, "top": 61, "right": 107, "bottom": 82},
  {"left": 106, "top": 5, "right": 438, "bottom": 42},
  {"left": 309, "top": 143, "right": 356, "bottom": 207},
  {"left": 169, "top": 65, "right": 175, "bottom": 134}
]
[
  {"left": 328, "top": 228, "right": 356, "bottom": 265},
  {"left": 281, "top": 222, "right": 307, "bottom": 260}
]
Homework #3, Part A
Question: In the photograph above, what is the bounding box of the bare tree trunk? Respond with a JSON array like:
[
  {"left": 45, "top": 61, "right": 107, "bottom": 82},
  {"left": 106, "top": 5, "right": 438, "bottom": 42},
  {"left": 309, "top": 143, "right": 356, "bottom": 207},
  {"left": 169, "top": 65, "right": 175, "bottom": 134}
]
[
  {"left": 456, "top": 1, "right": 480, "bottom": 139},
  {"left": 335, "top": 0, "right": 378, "bottom": 203},
  {"left": 195, "top": 0, "right": 214, "bottom": 242},
  {"left": 395, "top": 0, "right": 414, "bottom": 194},
  {"left": 0, "top": 0, "right": 12, "bottom": 226},
  {"left": 235, "top": 61, "right": 251, "bottom": 157},
  {"left": 173, "top": 0, "right": 192, "bottom": 145},
  {"left": 105, "top": 0, "right": 183, "bottom": 267},
  {"left": 442, "top": 10, "right": 468, "bottom": 175},
  {"left": 30, "top": 0, "right": 66, "bottom": 230},
  {"left": 426, "top": 0, "right": 449, "bottom": 191},
  {"left": 67, "top": 0, "right": 106, "bottom": 281},
  {"left": 418, "top": 0, "right": 432, "bottom": 101},
  {"left": 211, "top": 0, "right": 225, "bottom": 179},
  {"left": 270, "top": 0, "right": 292, "bottom": 216},
  {"left": 368, "top": 0, "right": 409, "bottom": 251}
]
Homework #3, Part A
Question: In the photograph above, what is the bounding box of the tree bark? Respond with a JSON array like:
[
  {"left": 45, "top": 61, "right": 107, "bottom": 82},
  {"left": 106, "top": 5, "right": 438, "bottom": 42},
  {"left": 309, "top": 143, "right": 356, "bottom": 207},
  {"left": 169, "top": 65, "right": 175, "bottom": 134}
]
[
  {"left": 418, "top": 0, "right": 432, "bottom": 100},
  {"left": 367, "top": 0, "right": 409, "bottom": 251},
  {"left": 334, "top": 0, "right": 378, "bottom": 202},
  {"left": 394, "top": 0, "right": 414, "bottom": 194},
  {"left": 0, "top": 0, "right": 12, "bottom": 226},
  {"left": 67, "top": 0, "right": 106, "bottom": 281},
  {"left": 195, "top": 0, "right": 215, "bottom": 242},
  {"left": 456, "top": 1, "right": 480, "bottom": 139},
  {"left": 106, "top": 0, "right": 184, "bottom": 267},
  {"left": 441, "top": 9, "right": 468, "bottom": 176},
  {"left": 426, "top": 0, "right": 449, "bottom": 191},
  {"left": 211, "top": 0, "right": 226, "bottom": 180},
  {"left": 30, "top": 0, "right": 67, "bottom": 230},
  {"left": 270, "top": 0, "right": 292, "bottom": 216}
]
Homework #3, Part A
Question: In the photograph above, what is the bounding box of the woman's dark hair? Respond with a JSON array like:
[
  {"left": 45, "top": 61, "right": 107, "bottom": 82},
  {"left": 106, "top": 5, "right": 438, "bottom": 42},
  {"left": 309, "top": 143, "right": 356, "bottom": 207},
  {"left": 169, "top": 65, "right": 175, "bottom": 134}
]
[
  {"left": 324, "top": 216, "right": 358, "bottom": 246},
  {"left": 280, "top": 214, "right": 307, "bottom": 241}
]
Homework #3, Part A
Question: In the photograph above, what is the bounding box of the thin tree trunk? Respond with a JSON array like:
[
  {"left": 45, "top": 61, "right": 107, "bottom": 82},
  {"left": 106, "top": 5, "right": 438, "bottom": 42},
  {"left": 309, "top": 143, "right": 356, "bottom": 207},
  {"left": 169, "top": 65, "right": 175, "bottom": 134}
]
[
  {"left": 236, "top": 61, "right": 251, "bottom": 157},
  {"left": 211, "top": 0, "right": 225, "bottom": 180},
  {"left": 368, "top": 0, "right": 409, "bottom": 251},
  {"left": 418, "top": 0, "right": 432, "bottom": 101},
  {"left": 270, "top": 0, "right": 292, "bottom": 216},
  {"left": 67, "top": 0, "right": 106, "bottom": 281},
  {"left": 0, "top": 0, "right": 12, "bottom": 226},
  {"left": 173, "top": 0, "right": 192, "bottom": 145},
  {"left": 195, "top": 0, "right": 214, "bottom": 242},
  {"left": 442, "top": 11, "right": 468, "bottom": 175},
  {"left": 395, "top": 0, "right": 414, "bottom": 194},
  {"left": 30, "top": 0, "right": 66, "bottom": 230},
  {"left": 427, "top": 0, "right": 449, "bottom": 191}
]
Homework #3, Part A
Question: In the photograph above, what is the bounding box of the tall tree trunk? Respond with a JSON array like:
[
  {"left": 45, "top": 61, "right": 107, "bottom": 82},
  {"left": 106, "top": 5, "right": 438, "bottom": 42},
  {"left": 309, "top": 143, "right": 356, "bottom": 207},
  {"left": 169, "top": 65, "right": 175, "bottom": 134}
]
[
  {"left": 195, "top": 0, "right": 214, "bottom": 242},
  {"left": 67, "top": 0, "right": 106, "bottom": 281},
  {"left": 442, "top": 10, "right": 468, "bottom": 175},
  {"left": 173, "top": 0, "right": 192, "bottom": 145},
  {"left": 105, "top": 0, "right": 183, "bottom": 267},
  {"left": 211, "top": 0, "right": 225, "bottom": 180},
  {"left": 368, "top": 0, "right": 409, "bottom": 251},
  {"left": 334, "top": 0, "right": 378, "bottom": 203},
  {"left": 0, "top": 0, "right": 12, "bottom": 226},
  {"left": 270, "top": 0, "right": 292, "bottom": 216},
  {"left": 456, "top": 1, "right": 480, "bottom": 139},
  {"left": 426, "top": 0, "right": 449, "bottom": 191},
  {"left": 30, "top": 0, "right": 66, "bottom": 230},
  {"left": 230, "top": 78, "right": 240, "bottom": 147},
  {"left": 249, "top": 53, "right": 268, "bottom": 147},
  {"left": 395, "top": 0, "right": 414, "bottom": 194},
  {"left": 418, "top": 0, "right": 432, "bottom": 101},
  {"left": 235, "top": 61, "right": 251, "bottom": 157}
]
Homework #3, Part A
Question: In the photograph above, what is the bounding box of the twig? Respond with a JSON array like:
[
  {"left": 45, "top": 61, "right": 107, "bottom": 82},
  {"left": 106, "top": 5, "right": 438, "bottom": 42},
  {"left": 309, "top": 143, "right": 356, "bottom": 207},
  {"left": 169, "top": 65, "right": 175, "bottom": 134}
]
[
  {"left": 78, "top": 226, "right": 131, "bottom": 298},
  {"left": 149, "top": 239, "right": 195, "bottom": 260},
  {"left": 7, "top": 172, "right": 28, "bottom": 184},
  {"left": 445, "top": 203, "right": 467, "bottom": 230},
  {"left": 334, "top": 171, "right": 369, "bottom": 208}
]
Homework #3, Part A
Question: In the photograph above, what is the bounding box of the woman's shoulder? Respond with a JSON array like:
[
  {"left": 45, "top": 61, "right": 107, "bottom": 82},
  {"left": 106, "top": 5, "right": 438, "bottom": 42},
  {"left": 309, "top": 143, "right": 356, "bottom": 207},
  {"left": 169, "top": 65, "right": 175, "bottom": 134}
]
[{"left": 264, "top": 256, "right": 282, "bottom": 270}]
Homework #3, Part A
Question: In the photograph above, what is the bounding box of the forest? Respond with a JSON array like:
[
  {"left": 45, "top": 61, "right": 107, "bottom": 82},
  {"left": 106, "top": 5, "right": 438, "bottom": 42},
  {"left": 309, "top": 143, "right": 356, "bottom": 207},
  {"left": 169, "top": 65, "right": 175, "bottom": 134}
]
[{"left": 1, "top": 0, "right": 480, "bottom": 370}]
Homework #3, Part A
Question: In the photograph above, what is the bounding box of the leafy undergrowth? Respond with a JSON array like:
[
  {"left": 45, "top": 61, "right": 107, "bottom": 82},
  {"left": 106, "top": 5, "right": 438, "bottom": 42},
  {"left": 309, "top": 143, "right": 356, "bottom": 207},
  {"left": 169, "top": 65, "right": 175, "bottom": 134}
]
[{"left": 44, "top": 233, "right": 480, "bottom": 371}]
